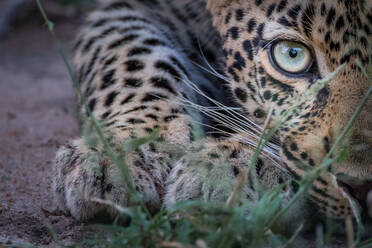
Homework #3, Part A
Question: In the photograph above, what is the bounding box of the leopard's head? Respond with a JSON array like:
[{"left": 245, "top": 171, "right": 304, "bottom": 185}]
[{"left": 207, "top": 0, "right": 372, "bottom": 218}]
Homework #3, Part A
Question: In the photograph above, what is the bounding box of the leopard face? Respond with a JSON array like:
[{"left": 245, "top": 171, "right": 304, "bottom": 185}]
[{"left": 207, "top": 0, "right": 372, "bottom": 218}]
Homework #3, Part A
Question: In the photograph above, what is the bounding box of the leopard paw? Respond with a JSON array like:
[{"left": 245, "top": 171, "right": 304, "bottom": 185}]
[{"left": 52, "top": 138, "right": 160, "bottom": 220}]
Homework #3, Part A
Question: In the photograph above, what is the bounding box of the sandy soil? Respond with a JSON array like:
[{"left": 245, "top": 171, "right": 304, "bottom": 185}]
[{"left": 0, "top": 12, "right": 100, "bottom": 247}]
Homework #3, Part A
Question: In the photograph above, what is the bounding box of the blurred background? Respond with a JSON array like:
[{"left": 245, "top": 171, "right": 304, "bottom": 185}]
[
  {"left": 0, "top": 0, "right": 93, "bottom": 37},
  {"left": 0, "top": 0, "right": 102, "bottom": 246}
]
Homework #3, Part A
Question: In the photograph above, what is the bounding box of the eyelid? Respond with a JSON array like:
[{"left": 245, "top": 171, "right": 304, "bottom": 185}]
[
  {"left": 266, "top": 38, "right": 313, "bottom": 52},
  {"left": 262, "top": 26, "right": 309, "bottom": 44}
]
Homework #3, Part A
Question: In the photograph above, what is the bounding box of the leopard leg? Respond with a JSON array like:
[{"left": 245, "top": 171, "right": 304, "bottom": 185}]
[
  {"left": 164, "top": 138, "right": 314, "bottom": 232},
  {"left": 52, "top": 2, "right": 216, "bottom": 220},
  {"left": 53, "top": 133, "right": 180, "bottom": 219},
  {"left": 164, "top": 138, "right": 289, "bottom": 207}
]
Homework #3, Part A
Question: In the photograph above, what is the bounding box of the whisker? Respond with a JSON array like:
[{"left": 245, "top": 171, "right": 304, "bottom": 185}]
[
  {"left": 179, "top": 96, "right": 263, "bottom": 136},
  {"left": 194, "top": 62, "right": 230, "bottom": 82},
  {"left": 178, "top": 97, "right": 281, "bottom": 154},
  {"left": 192, "top": 42, "right": 230, "bottom": 83},
  {"left": 182, "top": 78, "right": 264, "bottom": 131},
  {"left": 188, "top": 118, "right": 281, "bottom": 164},
  {"left": 168, "top": 47, "right": 285, "bottom": 170},
  {"left": 177, "top": 82, "right": 281, "bottom": 146}
]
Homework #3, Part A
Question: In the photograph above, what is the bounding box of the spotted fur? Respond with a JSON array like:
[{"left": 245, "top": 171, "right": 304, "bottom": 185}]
[{"left": 53, "top": 0, "right": 372, "bottom": 222}]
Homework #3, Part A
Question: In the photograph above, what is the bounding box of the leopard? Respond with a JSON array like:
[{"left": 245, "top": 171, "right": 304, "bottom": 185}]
[{"left": 52, "top": 0, "right": 372, "bottom": 227}]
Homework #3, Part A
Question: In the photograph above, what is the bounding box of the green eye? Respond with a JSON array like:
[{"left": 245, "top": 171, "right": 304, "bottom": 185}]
[{"left": 271, "top": 41, "right": 312, "bottom": 74}]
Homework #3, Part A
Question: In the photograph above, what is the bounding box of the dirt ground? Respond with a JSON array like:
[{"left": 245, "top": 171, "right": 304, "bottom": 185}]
[{"left": 0, "top": 10, "right": 102, "bottom": 247}]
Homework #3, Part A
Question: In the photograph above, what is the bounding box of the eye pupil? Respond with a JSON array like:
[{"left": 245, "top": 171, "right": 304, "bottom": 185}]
[{"left": 289, "top": 48, "right": 298, "bottom": 58}]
